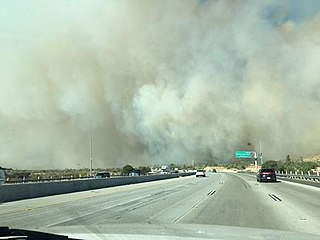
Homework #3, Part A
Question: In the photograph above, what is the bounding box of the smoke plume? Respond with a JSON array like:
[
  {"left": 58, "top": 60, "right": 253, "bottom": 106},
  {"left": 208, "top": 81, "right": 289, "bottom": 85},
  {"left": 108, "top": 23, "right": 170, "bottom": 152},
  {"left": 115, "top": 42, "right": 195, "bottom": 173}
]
[{"left": 0, "top": 0, "right": 320, "bottom": 169}]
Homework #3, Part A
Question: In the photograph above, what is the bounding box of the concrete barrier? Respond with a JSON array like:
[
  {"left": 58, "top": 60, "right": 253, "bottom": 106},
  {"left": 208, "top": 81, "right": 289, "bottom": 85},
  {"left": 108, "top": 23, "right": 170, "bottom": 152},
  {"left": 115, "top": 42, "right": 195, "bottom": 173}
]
[{"left": 0, "top": 173, "right": 194, "bottom": 203}]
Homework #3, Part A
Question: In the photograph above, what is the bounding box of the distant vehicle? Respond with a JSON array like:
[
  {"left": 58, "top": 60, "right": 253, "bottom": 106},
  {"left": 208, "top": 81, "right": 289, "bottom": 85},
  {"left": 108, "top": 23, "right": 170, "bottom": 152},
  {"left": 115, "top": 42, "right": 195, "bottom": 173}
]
[
  {"left": 129, "top": 172, "right": 140, "bottom": 176},
  {"left": 161, "top": 165, "right": 171, "bottom": 174},
  {"left": 196, "top": 169, "right": 206, "bottom": 177},
  {"left": 257, "top": 168, "right": 276, "bottom": 182},
  {"left": 94, "top": 172, "right": 110, "bottom": 178},
  {"left": 0, "top": 168, "right": 5, "bottom": 184}
]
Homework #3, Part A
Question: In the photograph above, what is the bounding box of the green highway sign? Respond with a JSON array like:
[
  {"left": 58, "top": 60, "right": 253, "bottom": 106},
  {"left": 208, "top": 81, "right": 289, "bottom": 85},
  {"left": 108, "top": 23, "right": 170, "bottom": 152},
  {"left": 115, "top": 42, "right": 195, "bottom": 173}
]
[{"left": 235, "top": 151, "right": 256, "bottom": 159}]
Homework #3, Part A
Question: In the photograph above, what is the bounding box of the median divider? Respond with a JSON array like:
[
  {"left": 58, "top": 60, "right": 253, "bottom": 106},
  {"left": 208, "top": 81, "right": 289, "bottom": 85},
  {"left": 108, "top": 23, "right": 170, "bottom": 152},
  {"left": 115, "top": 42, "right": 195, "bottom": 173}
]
[{"left": 0, "top": 173, "right": 194, "bottom": 203}]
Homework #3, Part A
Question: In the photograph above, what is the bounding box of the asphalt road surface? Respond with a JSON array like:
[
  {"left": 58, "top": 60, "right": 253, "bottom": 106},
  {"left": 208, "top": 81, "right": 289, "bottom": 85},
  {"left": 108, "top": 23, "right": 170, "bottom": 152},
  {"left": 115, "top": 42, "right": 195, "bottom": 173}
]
[{"left": 0, "top": 173, "right": 319, "bottom": 236}]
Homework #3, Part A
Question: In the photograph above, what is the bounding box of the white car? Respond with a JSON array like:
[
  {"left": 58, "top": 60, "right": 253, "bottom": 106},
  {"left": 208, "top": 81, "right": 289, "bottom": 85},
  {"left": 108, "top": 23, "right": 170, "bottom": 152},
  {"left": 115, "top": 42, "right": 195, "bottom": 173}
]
[{"left": 196, "top": 170, "right": 206, "bottom": 177}]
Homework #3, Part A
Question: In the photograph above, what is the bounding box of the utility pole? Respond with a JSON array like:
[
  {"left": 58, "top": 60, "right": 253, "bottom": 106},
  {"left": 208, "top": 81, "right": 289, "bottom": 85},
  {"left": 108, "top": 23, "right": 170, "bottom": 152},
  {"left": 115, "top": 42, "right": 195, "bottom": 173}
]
[
  {"left": 89, "top": 138, "right": 93, "bottom": 177},
  {"left": 259, "top": 140, "right": 263, "bottom": 167}
]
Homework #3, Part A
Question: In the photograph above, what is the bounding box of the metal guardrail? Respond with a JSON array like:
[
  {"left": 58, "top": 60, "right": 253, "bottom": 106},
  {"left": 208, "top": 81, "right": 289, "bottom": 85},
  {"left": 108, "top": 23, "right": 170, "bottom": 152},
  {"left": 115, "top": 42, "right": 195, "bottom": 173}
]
[
  {"left": 2, "top": 172, "right": 193, "bottom": 184},
  {"left": 239, "top": 171, "right": 320, "bottom": 183},
  {"left": 3, "top": 175, "right": 144, "bottom": 184},
  {"left": 276, "top": 172, "right": 320, "bottom": 182},
  {"left": 4, "top": 176, "right": 93, "bottom": 184}
]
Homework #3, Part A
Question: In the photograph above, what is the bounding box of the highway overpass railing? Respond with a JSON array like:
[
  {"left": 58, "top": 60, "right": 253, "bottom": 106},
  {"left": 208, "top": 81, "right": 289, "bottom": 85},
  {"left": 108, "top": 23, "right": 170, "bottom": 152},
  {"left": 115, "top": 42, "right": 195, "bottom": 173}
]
[
  {"left": 3, "top": 171, "right": 191, "bottom": 184},
  {"left": 275, "top": 171, "right": 320, "bottom": 182}
]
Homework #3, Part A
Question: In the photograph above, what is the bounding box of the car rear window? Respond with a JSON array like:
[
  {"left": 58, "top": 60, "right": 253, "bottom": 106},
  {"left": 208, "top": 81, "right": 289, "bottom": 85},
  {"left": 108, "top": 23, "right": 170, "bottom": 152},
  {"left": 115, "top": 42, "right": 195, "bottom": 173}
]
[{"left": 260, "top": 169, "right": 275, "bottom": 173}]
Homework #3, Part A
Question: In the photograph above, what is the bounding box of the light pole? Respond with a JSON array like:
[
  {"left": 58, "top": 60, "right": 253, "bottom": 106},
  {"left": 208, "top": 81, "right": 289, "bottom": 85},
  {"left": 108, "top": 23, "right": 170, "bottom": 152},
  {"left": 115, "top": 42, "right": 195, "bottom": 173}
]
[
  {"left": 89, "top": 138, "right": 93, "bottom": 177},
  {"left": 259, "top": 140, "right": 263, "bottom": 167}
]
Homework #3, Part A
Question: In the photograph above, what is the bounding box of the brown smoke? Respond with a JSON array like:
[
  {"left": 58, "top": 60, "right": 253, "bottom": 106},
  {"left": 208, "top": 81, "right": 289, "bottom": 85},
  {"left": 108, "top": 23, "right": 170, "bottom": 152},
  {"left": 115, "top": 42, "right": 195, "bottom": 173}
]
[{"left": 0, "top": 1, "right": 320, "bottom": 168}]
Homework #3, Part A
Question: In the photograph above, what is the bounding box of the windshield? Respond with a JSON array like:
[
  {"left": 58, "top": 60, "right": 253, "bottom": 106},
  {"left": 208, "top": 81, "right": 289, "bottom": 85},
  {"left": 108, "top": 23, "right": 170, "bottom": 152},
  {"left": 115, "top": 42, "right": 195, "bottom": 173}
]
[{"left": 0, "top": 0, "right": 320, "bottom": 239}]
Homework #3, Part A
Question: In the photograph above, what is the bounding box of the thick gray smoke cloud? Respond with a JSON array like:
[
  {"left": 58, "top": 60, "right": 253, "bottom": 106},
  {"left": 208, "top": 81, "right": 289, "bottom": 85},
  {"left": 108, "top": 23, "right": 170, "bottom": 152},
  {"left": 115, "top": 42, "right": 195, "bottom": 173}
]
[{"left": 0, "top": 0, "right": 320, "bottom": 169}]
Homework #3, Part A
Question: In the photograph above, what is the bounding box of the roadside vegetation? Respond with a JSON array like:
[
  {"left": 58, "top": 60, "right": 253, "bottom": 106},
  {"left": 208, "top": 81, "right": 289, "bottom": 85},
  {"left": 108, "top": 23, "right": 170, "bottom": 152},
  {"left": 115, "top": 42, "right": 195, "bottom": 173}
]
[
  {"left": 3, "top": 165, "right": 153, "bottom": 182},
  {"left": 121, "top": 165, "right": 151, "bottom": 176},
  {"left": 222, "top": 160, "right": 250, "bottom": 170},
  {"left": 262, "top": 155, "right": 319, "bottom": 173},
  {"left": 3, "top": 155, "right": 320, "bottom": 182}
]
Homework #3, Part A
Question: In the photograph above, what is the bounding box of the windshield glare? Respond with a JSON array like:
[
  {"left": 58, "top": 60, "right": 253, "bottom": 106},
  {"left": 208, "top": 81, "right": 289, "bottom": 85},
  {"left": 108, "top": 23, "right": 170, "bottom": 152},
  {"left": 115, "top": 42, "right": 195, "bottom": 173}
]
[{"left": 0, "top": 0, "right": 320, "bottom": 239}]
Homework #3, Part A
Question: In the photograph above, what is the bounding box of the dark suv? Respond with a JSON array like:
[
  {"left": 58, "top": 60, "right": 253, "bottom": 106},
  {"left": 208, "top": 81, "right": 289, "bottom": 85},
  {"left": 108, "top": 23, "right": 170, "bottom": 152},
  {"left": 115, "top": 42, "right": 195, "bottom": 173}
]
[
  {"left": 257, "top": 168, "right": 276, "bottom": 182},
  {"left": 94, "top": 172, "right": 110, "bottom": 178}
]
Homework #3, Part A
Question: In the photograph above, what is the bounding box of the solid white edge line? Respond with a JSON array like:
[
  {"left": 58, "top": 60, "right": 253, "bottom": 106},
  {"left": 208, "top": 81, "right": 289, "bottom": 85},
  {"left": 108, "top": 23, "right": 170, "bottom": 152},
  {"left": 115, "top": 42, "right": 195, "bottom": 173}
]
[{"left": 279, "top": 178, "right": 320, "bottom": 192}]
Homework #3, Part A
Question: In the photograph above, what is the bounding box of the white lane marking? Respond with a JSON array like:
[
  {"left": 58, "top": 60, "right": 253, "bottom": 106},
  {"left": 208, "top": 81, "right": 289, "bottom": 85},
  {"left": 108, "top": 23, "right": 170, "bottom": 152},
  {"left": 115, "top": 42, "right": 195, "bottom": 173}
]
[{"left": 268, "top": 193, "right": 282, "bottom": 202}]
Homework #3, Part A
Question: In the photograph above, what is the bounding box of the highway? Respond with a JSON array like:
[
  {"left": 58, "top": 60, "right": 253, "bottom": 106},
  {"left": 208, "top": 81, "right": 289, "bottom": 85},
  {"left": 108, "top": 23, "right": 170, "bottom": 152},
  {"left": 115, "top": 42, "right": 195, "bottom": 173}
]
[{"left": 0, "top": 173, "right": 319, "bottom": 236}]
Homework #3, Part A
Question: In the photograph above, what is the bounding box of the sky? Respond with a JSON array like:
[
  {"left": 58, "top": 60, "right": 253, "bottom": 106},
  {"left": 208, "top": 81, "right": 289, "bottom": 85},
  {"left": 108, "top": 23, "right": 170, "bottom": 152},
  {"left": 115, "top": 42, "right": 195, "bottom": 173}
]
[{"left": 0, "top": 0, "right": 320, "bottom": 169}]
